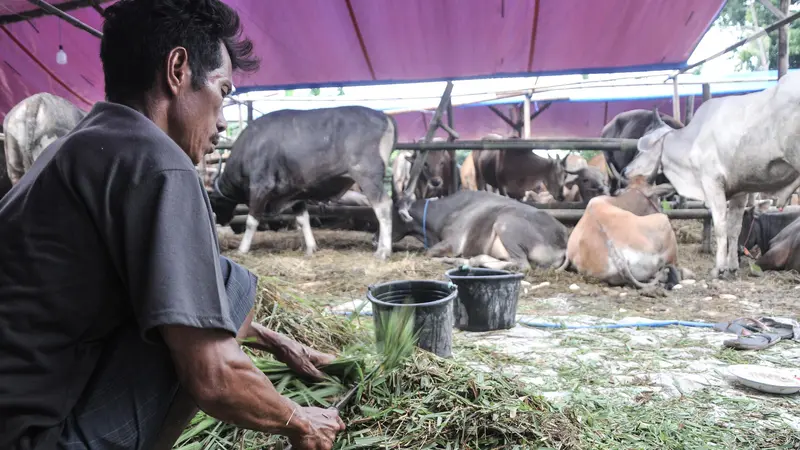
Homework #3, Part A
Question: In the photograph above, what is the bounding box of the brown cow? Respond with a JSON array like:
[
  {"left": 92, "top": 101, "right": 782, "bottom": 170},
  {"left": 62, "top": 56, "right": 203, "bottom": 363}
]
[
  {"left": 562, "top": 177, "right": 680, "bottom": 289},
  {"left": 392, "top": 137, "right": 456, "bottom": 201},
  {"left": 587, "top": 153, "right": 611, "bottom": 186},
  {"left": 473, "top": 133, "right": 506, "bottom": 193},
  {"left": 460, "top": 152, "right": 477, "bottom": 191}
]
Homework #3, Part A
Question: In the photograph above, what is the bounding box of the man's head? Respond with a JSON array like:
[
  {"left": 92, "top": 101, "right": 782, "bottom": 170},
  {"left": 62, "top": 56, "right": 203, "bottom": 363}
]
[{"left": 100, "top": 0, "right": 259, "bottom": 164}]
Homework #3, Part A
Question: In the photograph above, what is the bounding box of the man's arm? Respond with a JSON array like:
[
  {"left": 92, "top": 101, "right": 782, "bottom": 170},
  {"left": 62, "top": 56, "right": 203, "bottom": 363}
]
[
  {"left": 238, "top": 319, "right": 336, "bottom": 381},
  {"left": 160, "top": 325, "right": 345, "bottom": 448}
]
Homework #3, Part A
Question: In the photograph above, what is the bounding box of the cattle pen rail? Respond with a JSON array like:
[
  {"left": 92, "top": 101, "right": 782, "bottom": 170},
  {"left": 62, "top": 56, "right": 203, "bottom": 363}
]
[{"left": 228, "top": 203, "right": 711, "bottom": 227}]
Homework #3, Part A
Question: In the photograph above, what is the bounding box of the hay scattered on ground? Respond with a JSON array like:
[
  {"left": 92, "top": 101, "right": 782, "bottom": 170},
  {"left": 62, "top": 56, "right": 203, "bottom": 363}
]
[{"left": 176, "top": 278, "right": 582, "bottom": 449}]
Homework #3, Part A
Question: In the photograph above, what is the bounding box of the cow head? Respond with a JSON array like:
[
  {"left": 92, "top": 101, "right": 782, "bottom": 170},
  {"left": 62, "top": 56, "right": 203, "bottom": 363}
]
[
  {"left": 623, "top": 109, "right": 672, "bottom": 182},
  {"left": 207, "top": 172, "right": 239, "bottom": 226},
  {"left": 406, "top": 150, "right": 450, "bottom": 198},
  {"left": 570, "top": 166, "right": 611, "bottom": 202},
  {"left": 738, "top": 200, "right": 772, "bottom": 255},
  {"left": 542, "top": 155, "right": 568, "bottom": 201}
]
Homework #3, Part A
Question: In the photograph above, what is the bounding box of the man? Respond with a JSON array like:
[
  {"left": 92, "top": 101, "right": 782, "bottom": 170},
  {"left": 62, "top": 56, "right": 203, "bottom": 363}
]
[{"left": 0, "top": 1, "right": 345, "bottom": 449}]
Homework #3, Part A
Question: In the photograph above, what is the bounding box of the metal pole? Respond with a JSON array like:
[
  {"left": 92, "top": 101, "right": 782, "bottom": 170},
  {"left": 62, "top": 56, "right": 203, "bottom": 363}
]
[
  {"left": 522, "top": 93, "right": 531, "bottom": 138},
  {"left": 446, "top": 97, "right": 459, "bottom": 193},
  {"left": 238, "top": 103, "right": 244, "bottom": 135},
  {"left": 672, "top": 76, "right": 681, "bottom": 120},
  {"left": 246, "top": 101, "right": 254, "bottom": 124},
  {"left": 27, "top": 0, "right": 103, "bottom": 38},
  {"left": 779, "top": 0, "right": 790, "bottom": 79},
  {"left": 674, "top": 10, "right": 800, "bottom": 77},
  {"left": 393, "top": 137, "right": 639, "bottom": 152},
  {"left": 404, "top": 81, "right": 454, "bottom": 199}
]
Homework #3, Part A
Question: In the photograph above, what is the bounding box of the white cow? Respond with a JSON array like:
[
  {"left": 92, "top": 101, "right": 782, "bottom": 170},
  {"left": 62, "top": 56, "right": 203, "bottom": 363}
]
[
  {"left": 3, "top": 93, "right": 86, "bottom": 185},
  {"left": 624, "top": 73, "right": 800, "bottom": 279}
]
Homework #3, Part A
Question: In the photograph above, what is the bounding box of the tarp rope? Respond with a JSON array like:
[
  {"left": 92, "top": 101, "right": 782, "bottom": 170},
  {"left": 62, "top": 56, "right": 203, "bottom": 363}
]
[
  {"left": 329, "top": 309, "right": 714, "bottom": 330},
  {"left": 422, "top": 198, "right": 431, "bottom": 249}
]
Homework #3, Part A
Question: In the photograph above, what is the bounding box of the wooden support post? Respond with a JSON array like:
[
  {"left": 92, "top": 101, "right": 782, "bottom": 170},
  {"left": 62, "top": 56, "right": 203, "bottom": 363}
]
[
  {"left": 779, "top": 0, "right": 790, "bottom": 80},
  {"left": 446, "top": 97, "right": 459, "bottom": 193},
  {"left": 522, "top": 93, "right": 532, "bottom": 138},
  {"left": 672, "top": 76, "right": 681, "bottom": 120},
  {"left": 246, "top": 101, "right": 254, "bottom": 124},
  {"left": 487, "top": 105, "right": 520, "bottom": 134},
  {"left": 684, "top": 95, "right": 695, "bottom": 125}
]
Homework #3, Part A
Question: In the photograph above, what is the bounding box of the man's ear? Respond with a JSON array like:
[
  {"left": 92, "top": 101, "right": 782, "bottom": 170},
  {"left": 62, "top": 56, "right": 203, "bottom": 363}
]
[{"left": 166, "top": 47, "right": 190, "bottom": 96}]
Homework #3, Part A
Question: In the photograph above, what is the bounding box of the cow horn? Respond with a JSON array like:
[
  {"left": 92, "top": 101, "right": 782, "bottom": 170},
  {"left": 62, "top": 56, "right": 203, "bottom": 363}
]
[{"left": 652, "top": 107, "right": 666, "bottom": 127}]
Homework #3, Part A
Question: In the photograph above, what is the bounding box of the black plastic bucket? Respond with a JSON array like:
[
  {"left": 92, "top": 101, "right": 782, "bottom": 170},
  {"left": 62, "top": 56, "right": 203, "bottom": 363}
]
[
  {"left": 367, "top": 280, "right": 457, "bottom": 358},
  {"left": 445, "top": 267, "right": 524, "bottom": 332}
]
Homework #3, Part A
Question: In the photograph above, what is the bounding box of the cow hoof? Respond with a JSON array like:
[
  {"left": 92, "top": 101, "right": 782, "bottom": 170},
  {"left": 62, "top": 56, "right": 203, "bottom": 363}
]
[
  {"left": 374, "top": 249, "right": 391, "bottom": 260},
  {"left": 711, "top": 268, "right": 737, "bottom": 280}
]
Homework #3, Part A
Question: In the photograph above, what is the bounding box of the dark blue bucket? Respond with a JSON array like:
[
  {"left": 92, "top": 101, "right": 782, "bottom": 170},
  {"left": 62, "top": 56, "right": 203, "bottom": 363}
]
[
  {"left": 445, "top": 267, "right": 524, "bottom": 332},
  {"left": 367, "top": 280, "right": 457, "bottom": 358}
]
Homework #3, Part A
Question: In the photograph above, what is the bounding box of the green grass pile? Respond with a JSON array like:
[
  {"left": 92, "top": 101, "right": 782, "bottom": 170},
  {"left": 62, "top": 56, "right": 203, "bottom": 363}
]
[{"left": 174, "top": 280, "right": 581, "bottom": 449}]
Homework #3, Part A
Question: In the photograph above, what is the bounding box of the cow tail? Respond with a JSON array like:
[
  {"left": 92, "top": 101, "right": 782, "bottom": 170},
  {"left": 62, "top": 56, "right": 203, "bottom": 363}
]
[
  {"left": 556, "top": 254, "right": 571, "bottom": 272},
  {"left": 598, "top": 221, "right": 656, "bottom": 290}
]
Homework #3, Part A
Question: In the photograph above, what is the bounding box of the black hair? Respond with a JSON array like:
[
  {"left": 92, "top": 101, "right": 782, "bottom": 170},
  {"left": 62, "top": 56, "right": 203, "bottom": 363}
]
[{"left": 100, "top": 0, "right": 260, "bottom": 103}]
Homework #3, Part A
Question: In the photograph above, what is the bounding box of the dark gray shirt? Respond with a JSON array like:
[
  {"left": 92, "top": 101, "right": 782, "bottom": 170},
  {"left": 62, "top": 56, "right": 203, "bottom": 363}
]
[{"left": 0, "top": 102, "right": 245, "bottom": 448}]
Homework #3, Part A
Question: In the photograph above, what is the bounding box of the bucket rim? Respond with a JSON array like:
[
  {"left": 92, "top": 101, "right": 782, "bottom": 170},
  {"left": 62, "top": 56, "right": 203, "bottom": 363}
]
[
  {"left": 367, "top": 279, "right": 457, "bottom": 308},
  {"left": 444, "top": 267, "right": 525, "bottom": 281}
]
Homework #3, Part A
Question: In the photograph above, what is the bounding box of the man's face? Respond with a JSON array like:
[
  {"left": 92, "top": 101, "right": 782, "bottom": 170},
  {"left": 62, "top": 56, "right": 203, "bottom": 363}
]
[{"left": 168, "top": 42, "right": 232, "bottom": 165}]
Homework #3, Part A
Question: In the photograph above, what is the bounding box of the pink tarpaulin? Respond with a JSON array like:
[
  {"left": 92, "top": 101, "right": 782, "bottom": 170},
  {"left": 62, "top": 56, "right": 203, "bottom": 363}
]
[{"left": 0, "top": 0, "right": 725, "bottom": 118}]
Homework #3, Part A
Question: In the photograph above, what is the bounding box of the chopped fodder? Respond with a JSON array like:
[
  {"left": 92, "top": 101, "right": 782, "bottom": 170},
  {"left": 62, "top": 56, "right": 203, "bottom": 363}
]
[{"left": 175, "top": 279, "right": 582, "bottom": 450}]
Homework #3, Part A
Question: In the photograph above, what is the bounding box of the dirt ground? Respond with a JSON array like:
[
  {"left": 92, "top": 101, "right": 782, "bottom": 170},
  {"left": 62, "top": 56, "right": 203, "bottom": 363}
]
[
  {"left": 220, "top": 220, "right": 798, "bottom": 323},
  {"left": 219, "top": 219, "right": 800, "bottom": 447}
]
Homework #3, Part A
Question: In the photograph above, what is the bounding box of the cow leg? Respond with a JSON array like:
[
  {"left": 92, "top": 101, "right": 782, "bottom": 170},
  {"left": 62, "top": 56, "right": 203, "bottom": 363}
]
[
  {"left": 724, "top": 193, "right": 748, "bottom": 273},
  {"left": 467, "top": 255, "right": 520, "bottom": 271},
  {"left": 426, "top": 240, "right": 455, "bottom": 257},
  {"left": 291, "top": 202, "right": 318, "bottom": 256},
  {"left": 238, "top": 187, "right": 272, "bottom": 254},
  {"left": 352, "top": 175, "right": 393, "bottom": 261},
  {"left": 702, "top": 180, "right": 732, "bottom": 279}
]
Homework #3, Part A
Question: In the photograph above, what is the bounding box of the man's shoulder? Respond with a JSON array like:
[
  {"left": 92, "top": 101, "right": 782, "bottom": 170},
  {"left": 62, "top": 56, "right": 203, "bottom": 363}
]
[{"left": 57, "top": 102, "right": 196, "bottom": 183}]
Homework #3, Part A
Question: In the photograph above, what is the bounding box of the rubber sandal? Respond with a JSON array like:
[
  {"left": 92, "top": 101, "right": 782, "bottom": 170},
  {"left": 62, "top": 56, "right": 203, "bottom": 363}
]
[
  {"left": 723, "top": 332, "right": 782, "bottom": 351},
  {"left": 713, "top": 318, "right": 768, "bottom": 336},
  {"left": 758, "top": 317, "right": 800, "bottom": 342}
]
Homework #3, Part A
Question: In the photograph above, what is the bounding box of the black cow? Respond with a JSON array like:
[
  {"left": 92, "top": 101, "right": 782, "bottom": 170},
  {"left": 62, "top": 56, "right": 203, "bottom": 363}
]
[
  {"left": 209, "top": 106, "right": 397, "bottom": 260},
  {"left": 738, "top": 202, "right": 800, "bottom": 260},
  {"left": 391, "top": 190, "right": 569, "bottom": 271},
  {"left": 601, "top": 109, "right": 684, "bottom": 192}
]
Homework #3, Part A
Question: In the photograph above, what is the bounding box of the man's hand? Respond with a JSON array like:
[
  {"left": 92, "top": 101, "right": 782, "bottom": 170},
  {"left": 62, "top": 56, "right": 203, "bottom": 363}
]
[
  {"left": 240, "top": 321, "right": 336, "bottom": 382},
  {"left": 275, "top": 340, "right": 336, "bottom": 382},
  {"left": 289, "top": 406, "right": 346, "bottom": 450}
]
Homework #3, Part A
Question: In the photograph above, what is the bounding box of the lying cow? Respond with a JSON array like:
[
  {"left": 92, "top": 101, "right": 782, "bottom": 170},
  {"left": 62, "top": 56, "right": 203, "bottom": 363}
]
[
  {"left": 738, "top": 201, "right": 800, "bottom": 260},
  {"left": 563, "top": 177, "right": 680, "bottom": 289},
  {"left": 626, "top": 72, "right": 800, "bottom": 279},
  {"left": 750, "top": 213, "right": 800, "bottom": 271},
  {"left": 601, "top": 109, "right": 683, "bottom": 192},
  {"left": 3, "top": 92, "right": 86, "bottom": 185},
  {"left": 391, "top": 190, "right": 569, "bottom": 271},
  {"left": 208, "top": 105, "right": 397, "bottom": 259}
]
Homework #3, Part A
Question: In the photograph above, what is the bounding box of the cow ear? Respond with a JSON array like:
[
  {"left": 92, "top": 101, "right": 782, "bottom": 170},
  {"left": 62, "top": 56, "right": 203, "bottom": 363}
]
[
  {"left": 638, "top": 126, "right": 671, "bottom": 153},
  {"left": 405, "top": 155, "right": 414, "bottom": 162}
]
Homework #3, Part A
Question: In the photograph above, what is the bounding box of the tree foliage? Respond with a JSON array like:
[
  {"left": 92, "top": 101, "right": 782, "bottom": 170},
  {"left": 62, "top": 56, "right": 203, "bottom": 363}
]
[{"left": 717, "top": 0, "right": 800, "bottom": 71}]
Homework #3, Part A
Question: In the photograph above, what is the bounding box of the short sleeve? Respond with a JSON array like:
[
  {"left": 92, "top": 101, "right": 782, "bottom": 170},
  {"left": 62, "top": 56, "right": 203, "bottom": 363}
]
[{"left": 121, "top": 169, "right": 238, "bottom": 343}]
